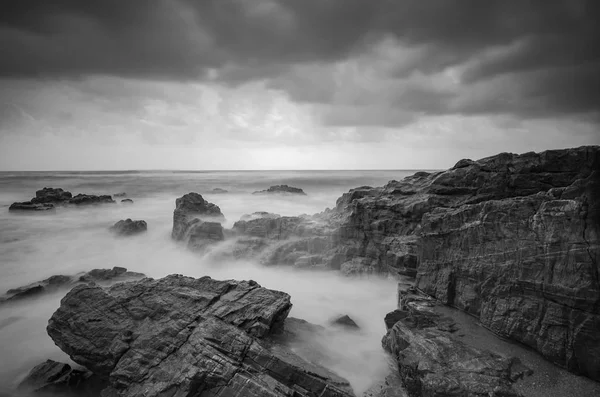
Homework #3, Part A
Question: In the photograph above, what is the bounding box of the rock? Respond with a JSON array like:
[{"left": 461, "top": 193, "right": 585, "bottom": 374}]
[
  {"left": 113, "top": 192, "right": 127, "bottom": 197},
  {"left": 382, "top": 290, "right": 526, "bottom": 397},
  {"left": 17, "top": 359, "right": 106, "bottom": 396},
  {"left": 8, "top": 202, "right": 55, "bottom": 212},
  {"left": 30, "top": 187, "right": 73, "bottom": 204},
  {"left": 172, "top": 193, "right": 225, "bottom": 250},
  {"left": 253, "top": 184, "right": 307, "bottom": 195},
  {"left": 240, "top": 211, "right": 281, "bottom": 221},
  {"left": 69, "top": 194, "right": 115, "bottom": 205},
  {"left": 1, "top": 267, "right": 145, "bottom": 305},
  {"left": 211, "top": 188, "right": 228, "bottom": 194},
  {"left": 120, "top": 198, "right": 133, "bottom": 204},
  {"left": 330, "top": 315, "right": 360, "bottom": 330},
  {"left": 109, "top": 219, "right": 147, "bottom": 236},
  {"left": 46, "top": 275, "right": 354, "bottom": 397}
]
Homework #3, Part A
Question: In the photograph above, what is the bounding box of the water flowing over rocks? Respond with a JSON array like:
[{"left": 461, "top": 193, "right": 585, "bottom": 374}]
[
  {"left": 253, "top": 185, "right": 307, "bottom": 195},
  {"left": 0, "top": 267, "right": 145, "bottom": 305},
  {"left": 109, "top": 219, "right": 147, "bottom": 236},
  {"left": 45, "top": 275, "right": 355, "bottom": 397}
]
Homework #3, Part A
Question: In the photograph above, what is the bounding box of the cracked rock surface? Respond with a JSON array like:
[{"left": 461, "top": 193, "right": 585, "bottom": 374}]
[{"left": 46, "top": 275, "right": 355, "bottom": 397}]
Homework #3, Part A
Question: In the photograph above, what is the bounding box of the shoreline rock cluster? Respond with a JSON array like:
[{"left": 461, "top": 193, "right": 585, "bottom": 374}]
[{"left": 9, "top": 187, "right": 117, "bottom": 211}]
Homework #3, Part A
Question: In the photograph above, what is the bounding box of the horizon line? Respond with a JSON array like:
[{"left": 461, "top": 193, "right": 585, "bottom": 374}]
[{"left": 0, "top": 168, "right": 442, "bottom": 173}]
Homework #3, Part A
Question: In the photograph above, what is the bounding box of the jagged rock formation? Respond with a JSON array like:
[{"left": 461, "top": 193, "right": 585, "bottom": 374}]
[
  {"left": 109, "top": 219, "right": 147, "bottom": 236},
  {"left": 69, "top": 194, "right": 115, "bottom": 205},
  {"left": 171, "top": 193, "right": 225, "bottom": 250},
  {"left": 8, "top": 202, "right": 55, "bottom": 211},
  {"left": 31, "top": 187, "right": 72, "bottom": 204},
  {"left": 253, "top": 184, "right": 307, "bottom": 195},
  {"left": 382, "top": 289, "right": 529, "bottom": 397},
  {"left": 17, "top": 359, "right": 106, "bottom": 396},
  {"left": 45, "top": 275, "right": 355, "bottom": 397},
  {"left": 0, "top": 267, "right": 145, "bottom": 305}
]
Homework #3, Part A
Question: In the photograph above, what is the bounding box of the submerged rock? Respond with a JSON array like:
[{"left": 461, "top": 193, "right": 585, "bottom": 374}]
[
  {"left": 69, "top": 194, "right": 115, "bottom": 205},
  {"left": 46, "top": 275, "right": 355, "bottom": 397},
  {"left": 0, "top": 267, "right": 145, "bottom": 305},
  {"left": 17, "top": 359, "right": 106, "bottom": 396},
  {"left": 253, "top": 184, "right": 307, "bottom": 195},
  {"left": 120, "top": 198, "right": 133, "bottom": 204},
  {"left": 113, "top": 192, "right": 127, "bottom": 197},
  {"left": 330, "top": 315, "right": 360, "bottom": 330},
  {"left": 109, "top": 219, "right": 147, "bottom": 236},
  {"left": 239, "top": 211, "right": 281, "bottom": 221},
  {"left": 172, "top": 192, "right": 225, "bottom": 250},
  {"left": 211, "top": 188, "right": 228, "bottom": 194},
  {"left": 8, "top": 202, "right": 55, "bottom": 212}
]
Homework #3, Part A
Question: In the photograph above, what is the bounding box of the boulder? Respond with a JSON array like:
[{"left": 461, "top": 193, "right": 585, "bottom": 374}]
[
  {"left": 17, "top": 359, "right": 106, "bottom": 396},
  {"left": 120, "top": 198, "right": 133, "bottom": 204},
  {"left": 46, "top": 275, "right": 354, "bottom": 397},
  {"left": 30, "top": 187, "right": 73, "bottom": 204},
  {"left": 253, "top": 185, "right": 307, "bottom": 195},
  {"left": 109, "top": 219, "right": 147, "bottom": 236},
  {"left": 69, "top": 194, "right": 115, "bottom": 205},
  {"left": 172, "top": 193, "right": 225, "bottom": 250},
  {"left": 8, "top": 202, "right": 55, "bottom": 211},
  {"left": 382, "top": 290, "right": 527, "bottom": 397}
]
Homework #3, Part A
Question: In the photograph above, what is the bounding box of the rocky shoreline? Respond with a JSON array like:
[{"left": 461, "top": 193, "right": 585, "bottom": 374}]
[{"left": 3, "top": 145, "right": 599, "bottom": 396}]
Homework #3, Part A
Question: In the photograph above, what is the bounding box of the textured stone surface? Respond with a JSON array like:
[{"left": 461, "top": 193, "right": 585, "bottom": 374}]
[
  {"left": 382, "top": 290, "right": 526, "bottom": 397},
  {"left": 172, "top": 193, "right": 225, "bottom": 250},
  {"left": 69, "top": 194, "right": 115, "bottom": 205},
  {"left": 17, "top": 359, "right": 106, "bottom": 396},
  {"left": 109, "top": 219, "right": 147, "bottom": 236},
  {"left": 30, "top": 187, "right": 73, "bottom": 204},
  {"left": 46, "top": 275, "right": 354, "bottom": 397},
  {"left": 0, "top": 267, "right": 145, "bottom": 305}
]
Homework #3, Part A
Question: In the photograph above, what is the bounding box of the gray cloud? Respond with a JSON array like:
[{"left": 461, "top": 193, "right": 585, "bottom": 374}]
[{"left": 1, "top": 0, "right": 598, "bottom": 125}]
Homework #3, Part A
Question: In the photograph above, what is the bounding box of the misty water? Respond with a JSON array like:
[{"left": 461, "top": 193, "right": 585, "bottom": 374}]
[{"left": 0, "top": 170, "right": 417, "bottom": 394}]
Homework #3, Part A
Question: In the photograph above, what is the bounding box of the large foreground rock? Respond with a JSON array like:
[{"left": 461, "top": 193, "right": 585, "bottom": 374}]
[
  {"left": 172, "top": 193, "right": 225, "bottom": 250},
  {"left": 382, "top": 289, "right": 527, "bottom": 397},
  {"left": 46, "top": 275, "right": 354, "bottom": 397}
]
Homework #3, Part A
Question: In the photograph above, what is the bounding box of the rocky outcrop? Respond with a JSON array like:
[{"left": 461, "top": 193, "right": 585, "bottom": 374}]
[
  {"left": 31, "top": 187, "right": 72, "bottom": 204},
  {"left": 253, "top": 185, "right": 307, "bottom": 195},
  {"left": 171, "top": 193, "right": 225, "bottom": 250},
  {"left": 17, "top": 359, "right": 106, "bottom": 396},
  {"left": 69, "top": 194, "right": 115, "bottom": 205},
  {"left": 46, "top": 275, "right": 355, "bottom": 397},
  {"left": 0, "top": 267, "right": 145, "bottom": 305},
  {"left": 109, "top": 219, "right": 147, "bottom": 236},
  {"left": 382, "top": 289, "right": 528, "bottom": 397},
  {"left": 8, "top": 202, "right": 55, "bottom": 211}
]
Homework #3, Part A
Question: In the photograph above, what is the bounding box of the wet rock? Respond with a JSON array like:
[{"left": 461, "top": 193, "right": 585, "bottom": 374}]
[
  {"left": 171, "top": 193, "right": 225, "bottom": 250},
  {"left": 17, "top": 359, "right": 106, "bottom": 396},
  {"left": 253, "top": 184, "right": 307, "bottom": 195},
  {"left": 382, "top": 290, "right": 526, "bottom": 397},
  {"left": 69, "top": 194, "right": 115, "bottom": 205},
  {"left": 109, "top": 219, "right": 147, "bottom": 236},
  {"left": 46, "top": 275, "right": 354, "bottom": 397},
  {"left": 1, "top": 267, "right": 145, "bottom": 305},
  {"left": 211, "top": 188, "right": 228, "bottom": 194},
  {"left": 330, "top": 315, "right": 360, "bottom": 330},
  {"left": 120, "top": 198, "right": 133, "bottom": 204},
  {"left": 8, "top": 202, "right": 55, "bottom": 212},
  {"left": 30, "top": 187, "right": 73, "bottom": 204}
]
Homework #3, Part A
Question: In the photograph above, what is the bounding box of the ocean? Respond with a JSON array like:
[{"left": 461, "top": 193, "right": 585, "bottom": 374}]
[{"left": 0, "top": 170, "right": 417, "bottom": 393}]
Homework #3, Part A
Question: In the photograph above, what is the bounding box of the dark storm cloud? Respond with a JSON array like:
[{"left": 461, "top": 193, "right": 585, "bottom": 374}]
[{"left": 1, "top": 0, "right": 598, "bottom": 121}]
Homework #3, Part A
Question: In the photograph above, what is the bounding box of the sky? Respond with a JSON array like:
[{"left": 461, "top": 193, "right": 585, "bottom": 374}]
[{"left": 0, "top": 0, "right": 599, "bottom": 170}]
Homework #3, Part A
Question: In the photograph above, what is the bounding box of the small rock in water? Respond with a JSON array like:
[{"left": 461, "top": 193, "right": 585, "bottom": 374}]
[
  {"left": 211, "top": 188, "right": 228, "bottom": 194},
  {"left": 121, "top": 198, "right": 134, "bottom": 204},
  {"left": 69, "top": 194, "right": 115, "bottom": 205},
  {"left": 113, "top": 192, "right": 127, "bottom": 197},
  {"left": 31, "top": 187, "right": 73, "bottom": 204},
  {"left": 8, "top": 202, "right": 55, "bottom": 212},
  {"left": 330, "top": 314, "right": 360, "bottom": 330},
  {"left": 252, "top": 184, "right": 307, "bottom": 195},
  {"left": 109, "top": 219, "right": 147, "bottom": 236}
]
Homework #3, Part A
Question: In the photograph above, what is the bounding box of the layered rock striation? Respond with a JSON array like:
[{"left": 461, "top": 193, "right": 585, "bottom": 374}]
[{"left": 45, "top": 275, "right": 355, "bottom": 397}]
